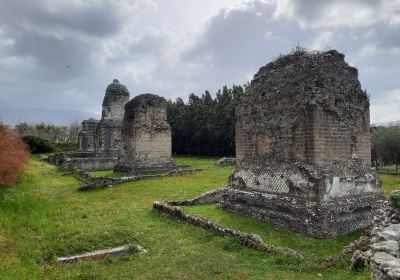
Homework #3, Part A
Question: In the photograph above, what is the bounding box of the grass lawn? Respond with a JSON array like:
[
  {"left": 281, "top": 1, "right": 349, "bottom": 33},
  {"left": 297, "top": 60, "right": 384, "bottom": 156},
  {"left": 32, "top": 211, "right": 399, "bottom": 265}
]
[
  {"left": 378, "top": 169, "right": 400, "bottom": 195},
  {"left": 0, "top": 156, "right": 397, "bottom": 280}
]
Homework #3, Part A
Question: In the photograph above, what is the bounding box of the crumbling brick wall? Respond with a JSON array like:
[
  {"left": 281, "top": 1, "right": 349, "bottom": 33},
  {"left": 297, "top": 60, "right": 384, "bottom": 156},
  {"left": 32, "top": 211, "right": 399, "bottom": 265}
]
[
  {"left": 220, "top": 49, "right": 384, "bottom": 238},
  {"left": 235, "top": 49, "right": 370, "bottom": 165},
  {"left": 114, "top": 93, "right": 174, "bottom": 173}
]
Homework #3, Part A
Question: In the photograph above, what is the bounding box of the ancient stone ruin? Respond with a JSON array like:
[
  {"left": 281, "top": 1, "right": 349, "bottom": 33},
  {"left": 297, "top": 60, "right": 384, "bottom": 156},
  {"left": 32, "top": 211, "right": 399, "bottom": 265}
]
[
  {"left": 220, "top": 49, "right": 385, "bottom": 238},
  {"left": 96, "top": 79, "right": 130, "bottom": 156},
  {"left": 48, "top": 79, "right": 129, "bottom": 171},
  {"left": 114, "top": 93, "right": 174, "bottom": 173},
  {"left": 370, "top": 191, "right": 400, "bottom": 279},
  {"left": 78, "top": 118, "right": 98, "bottom": 152}
]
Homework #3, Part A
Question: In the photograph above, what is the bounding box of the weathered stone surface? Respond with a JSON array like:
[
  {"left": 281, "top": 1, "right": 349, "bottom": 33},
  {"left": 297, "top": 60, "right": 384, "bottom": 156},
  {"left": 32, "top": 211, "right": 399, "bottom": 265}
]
[
  {"left": 220, "top": 49, "right": 384, "bottom": 238},
  {"left": 76, "top": 168, "right": 203, "bottom": 191},
  {"left": 47, "top": 151, "right": 118, "bottom": 171},
  {"left": 168, "top": 188, "right": 227, "bottom": 206},
  {"left": 114, "top": 93, "right": 174, "bottom": 173},
  {"left": 50, "top": 79, "right": 129, "bottom": 171},
  {"left": 57, "top": 244, "right": 146, "bottom": 264},
  {"left": 351, "top": 250, "right": 369, "bottom": 272},
  {"left": 78, "top": 118, "right": 99, "bottom": 152},
  {"left": 97, "top": 79, "right": 130, "bottom": 156},
  {"left": 370, "top": 198, "right": 400, "bottom": 279}
]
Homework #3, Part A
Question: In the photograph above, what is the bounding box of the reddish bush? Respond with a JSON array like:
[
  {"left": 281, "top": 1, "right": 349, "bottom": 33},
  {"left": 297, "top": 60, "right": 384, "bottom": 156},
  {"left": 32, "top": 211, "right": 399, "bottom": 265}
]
[{"left": 0, "top": 125, "right": 30, "bottom": 185}]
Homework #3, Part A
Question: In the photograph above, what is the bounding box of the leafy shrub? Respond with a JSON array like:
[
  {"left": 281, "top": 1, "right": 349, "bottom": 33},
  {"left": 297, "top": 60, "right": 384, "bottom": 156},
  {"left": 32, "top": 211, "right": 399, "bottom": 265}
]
[
  {"left": 0, "top": 125, "right": 30, "bottom": 185},
  {"left": 22, "top": 135, "right": 54, "bottom": 153},
  {"left": 389, "top": 190, "right": 400, "bottom": 208},
  {"left": 53, "top": 141, "right": 79, "bottom": 153}
]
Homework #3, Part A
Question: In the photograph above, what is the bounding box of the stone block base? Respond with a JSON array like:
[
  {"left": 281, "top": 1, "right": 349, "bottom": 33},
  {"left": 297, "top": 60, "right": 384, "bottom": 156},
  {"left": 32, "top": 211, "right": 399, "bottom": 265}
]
[
  {"left": 219, "top": 189, "right": 385, "bottom": 238},
  {"left": 47, "top": 151, "right": 118, "bottom": 171}
]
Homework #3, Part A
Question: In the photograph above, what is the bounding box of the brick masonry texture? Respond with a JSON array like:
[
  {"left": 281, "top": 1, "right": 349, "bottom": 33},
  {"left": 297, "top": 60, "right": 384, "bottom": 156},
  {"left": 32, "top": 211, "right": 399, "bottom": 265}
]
[
  {"left": 220, "top": 49, "right": 385, "bottom": 238},
  {"left": 114, "top": 93, "right": 175, "bottom": 173}
]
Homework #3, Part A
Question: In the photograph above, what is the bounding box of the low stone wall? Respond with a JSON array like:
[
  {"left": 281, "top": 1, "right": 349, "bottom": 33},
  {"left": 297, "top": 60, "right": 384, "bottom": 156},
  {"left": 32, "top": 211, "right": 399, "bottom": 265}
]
[
  {"left": 220, "top": 187, "right": 383, "bottom": 238},
  {"left": 77, "top": 168, "right": 204, "bottom": 191},
  {"left": 370, "top": 191, "right": 400, "bottom": 280},
  {"left": 76, "top": 171, "right": 142, "bottom": 191},
  {"left": 168, "top": 188, "right": 227, "bottom": 206},
  {"left": 62, "top": 157, "right": 118, "bottom": 171},
  {"left": 153, "top": 201, "right": 305, "bottom": 260},
  {"left": 47, "top": 151, "right": 118, "bottom": 171}
]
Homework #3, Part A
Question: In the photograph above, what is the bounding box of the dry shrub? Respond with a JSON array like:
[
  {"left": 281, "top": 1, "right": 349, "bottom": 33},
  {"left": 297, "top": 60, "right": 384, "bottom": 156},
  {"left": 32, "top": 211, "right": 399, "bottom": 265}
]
[{"left": 0, "top": 125, "right": 30, "bottom": 185}]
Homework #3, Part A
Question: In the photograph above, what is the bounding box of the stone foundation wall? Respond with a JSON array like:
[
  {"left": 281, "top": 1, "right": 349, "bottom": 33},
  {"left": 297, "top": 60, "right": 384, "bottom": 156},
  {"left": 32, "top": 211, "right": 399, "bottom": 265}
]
[
  {"left": 220, "top": 189, "right": 383, "bottom": 238},
  {"left": 47, "top": 152, "right": 118, "bottom": 171},
  {"left": 61, "top": 157, "right": 118, "bottom": 171},
  {"left": 370, "top": 193, "right": 400, "bottom": 280}
]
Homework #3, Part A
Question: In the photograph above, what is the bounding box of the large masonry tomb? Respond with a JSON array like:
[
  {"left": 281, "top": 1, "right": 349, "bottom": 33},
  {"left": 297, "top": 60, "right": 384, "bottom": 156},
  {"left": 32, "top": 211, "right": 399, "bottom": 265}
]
[
  {"left": 49, "top": 79, "right": 129, "bottom": 171},
  {"left": 219, "top": 49, "right": 385, "bottom": 238},
  {"left": 49, "top": 80, "right": 173, "bottom": 173},
  {"left": 114, "top": 93, "right": 174, "bottom": 174}
]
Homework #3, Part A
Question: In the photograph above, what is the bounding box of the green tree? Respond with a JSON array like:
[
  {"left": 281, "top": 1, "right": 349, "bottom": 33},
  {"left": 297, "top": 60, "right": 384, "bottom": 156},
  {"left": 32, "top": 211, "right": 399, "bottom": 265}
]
[
  {"left": 167, "top": 85, "right": 244, "bottom": 156},
  {"left": 372, "top": 126, "right": 400, "bottom": 171}
]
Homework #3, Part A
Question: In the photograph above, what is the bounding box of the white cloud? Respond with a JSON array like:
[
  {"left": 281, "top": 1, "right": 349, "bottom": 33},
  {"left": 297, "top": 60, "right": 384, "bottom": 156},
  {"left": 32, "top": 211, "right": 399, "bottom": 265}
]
[{"left": 371, "top": 89, "right": 400, "bottom": 123}]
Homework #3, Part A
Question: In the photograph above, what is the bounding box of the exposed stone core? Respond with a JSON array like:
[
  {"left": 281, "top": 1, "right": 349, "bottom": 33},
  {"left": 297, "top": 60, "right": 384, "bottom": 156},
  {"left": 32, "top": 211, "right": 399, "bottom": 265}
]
[
  {"left": 78, "top": 118, "right": 99, "bottom": 152},
  {"left": 219, "top": 49, "right": 384, "bottom": 238},
  {"left": 97, "top": 79, "right": 130, "bottom": 156},
  {"left": 114, "top": 93, "right": 174, "bottom": 173}
]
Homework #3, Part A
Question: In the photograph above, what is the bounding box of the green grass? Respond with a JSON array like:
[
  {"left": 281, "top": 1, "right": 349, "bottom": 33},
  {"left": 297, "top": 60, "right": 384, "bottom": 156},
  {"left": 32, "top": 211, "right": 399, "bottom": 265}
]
[
  {"left": 378, "top": 171, "right": 400, "bottom": 195},
  {"left": 90, "top": 170, "right": 128, "bottom": 178},
  {"left": 1, "top": 155, "right": 397, "bottom": 279}
]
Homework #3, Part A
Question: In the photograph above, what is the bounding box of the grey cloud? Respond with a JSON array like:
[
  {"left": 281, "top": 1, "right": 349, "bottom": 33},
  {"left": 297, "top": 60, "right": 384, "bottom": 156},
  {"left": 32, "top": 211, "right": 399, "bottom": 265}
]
[
  {"left": 0, "top": 0, "right": 129, "bottom": 82},
  {"left": 129, "top": 33, "right": 166, "bottom": 54},
  {"left": 182, "top": 1, "right": 313, "bottom": 87},
  {"left": 277, "top": 0, "right": 391, "bottom": 28},
  {"left": 0, "top": 0, "right": 399, "bottom": 124},
  {"left": 0, "top": 0, "right": 125, "bottom": 37},
  {"left": 7, "top": 29, "right": 96, "bottom": 80}
]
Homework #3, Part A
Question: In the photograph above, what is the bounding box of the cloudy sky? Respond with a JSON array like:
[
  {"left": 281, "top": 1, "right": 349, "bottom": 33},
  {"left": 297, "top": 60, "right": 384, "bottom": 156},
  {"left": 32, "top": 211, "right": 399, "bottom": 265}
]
[{"left": 0, "top": 0, "right": 399, "bottom": 124}]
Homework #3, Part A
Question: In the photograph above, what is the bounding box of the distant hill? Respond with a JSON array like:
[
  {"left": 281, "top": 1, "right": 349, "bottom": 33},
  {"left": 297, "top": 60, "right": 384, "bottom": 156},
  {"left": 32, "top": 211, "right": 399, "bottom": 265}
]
[{"left": 0, "top": 107, "right": 100, "bottom": 126}]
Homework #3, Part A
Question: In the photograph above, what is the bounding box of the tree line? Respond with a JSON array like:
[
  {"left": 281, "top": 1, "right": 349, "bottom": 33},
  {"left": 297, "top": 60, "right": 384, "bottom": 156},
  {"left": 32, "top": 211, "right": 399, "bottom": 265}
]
[
  {"left": 372, "top": 125, "right": 400, "bottom": 172},
  {"left": 14, "top": 122, "right": 80, "bottom": 142},
  {"left": 13, "top": 122, "right": 80, "bottom": 153},
  {"left": 8, "top": 87, "right": 400, "bottom": 169},
  {"left": 167, "top": 85, "right": 245, "bottom": 156}
]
